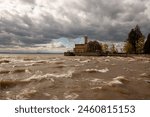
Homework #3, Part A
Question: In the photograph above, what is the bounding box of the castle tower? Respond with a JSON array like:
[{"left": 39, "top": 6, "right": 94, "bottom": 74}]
[{"left": 84, "top": 35, "right": 88, "bottom": 44}]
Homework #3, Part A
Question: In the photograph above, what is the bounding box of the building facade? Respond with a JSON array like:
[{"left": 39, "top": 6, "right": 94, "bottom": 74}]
[{"left": 74, "top": 36, "right": 102, "bottom": 53}]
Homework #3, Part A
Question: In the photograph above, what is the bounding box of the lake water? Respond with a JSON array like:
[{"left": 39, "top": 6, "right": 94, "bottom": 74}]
[{"left": 0, "top": 54, "right": 150, "bottom": 99}]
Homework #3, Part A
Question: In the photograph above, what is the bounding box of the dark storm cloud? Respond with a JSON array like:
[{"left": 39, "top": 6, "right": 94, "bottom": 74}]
[{"left": 0, "top": 0, "right": 150, "bottom": 48}]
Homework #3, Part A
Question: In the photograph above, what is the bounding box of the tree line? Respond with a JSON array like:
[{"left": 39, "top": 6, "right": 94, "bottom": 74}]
[{"left": 101, "top": 25, "right": 150, "bottom": 54}]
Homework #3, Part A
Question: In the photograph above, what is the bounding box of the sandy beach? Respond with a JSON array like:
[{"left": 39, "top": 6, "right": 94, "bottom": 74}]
[{"left": 0, "top": 54, "right": 150, "bottom": 100}]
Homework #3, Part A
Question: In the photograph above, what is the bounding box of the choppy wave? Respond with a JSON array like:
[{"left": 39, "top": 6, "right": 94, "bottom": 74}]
[
  {"left": 113, "top": 76, "right": 129, "bottom": 83},
  {"left": 99, "top": 76, "right": 130, "bottom": 95},
  {"left": 104, "top": 59, "right": 110, "bottom": 62},
  {"left": 22, "top": 70, "right": 74, "bottom": 82},
  {"left": 11, "top": 69, "right": 29, "bottom": 74},
  {"left": 0, "top": 60, "right": 10, "bottom": 64},
  {"left": 0, "top": 55, "right": 150, "bottom": 100},
  {"left": 80, "top": 59, "right": 91, "bottom": 63},
  {"left": 0, "top": 80, "right": 29, "bottom": 89},
  {"left": 90, "top": 79, "right": 106, "bottom": 86},
  {"left": 15, "top": 88, "right": 37, "bottom": 100},
  {"left": 64, "top": 92, "right": 79, "bottom": 100},
  {"left": 85, "top": 68, "right": 109, "bottom": 73},
  {"left": 108, "top": 80, "right": 123, "bottom": 86},
  {"left": 0, "top": 68, "right": 30, "bottom": 74},
  {"left": 0, "top": 69, "right": 10, "bottom": 74}
]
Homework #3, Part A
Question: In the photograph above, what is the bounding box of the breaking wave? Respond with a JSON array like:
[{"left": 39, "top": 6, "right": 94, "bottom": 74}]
[
  {"left": 15, "top": 88, "right": 37, "bottom": 100},
  {"left": 89, "top": 79, "right": 106, "bottom": 86},
  {"left": 85, "top": 68, "right": 109, "bottom": 73},
  {"left": 64, "top": 92, "right": 79, "bottom": 100},
  {"left": 22, "top": 70, "right": 74, "bottom": 82}
]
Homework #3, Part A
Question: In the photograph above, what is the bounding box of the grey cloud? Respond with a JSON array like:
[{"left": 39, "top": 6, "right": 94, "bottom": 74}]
[
  {"left": 21, "top": 0, "right": 36, "bottom": 4},
  {"left": 0, "top": 0, "right": 150, "bottom": 49}
]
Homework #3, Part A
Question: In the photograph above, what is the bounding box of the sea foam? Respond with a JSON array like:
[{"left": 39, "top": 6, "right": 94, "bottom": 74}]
[
  {"left": 85, "top": 68, "right": 109, "bottom": 73},
  {"left": 23, "top": 70, "right": 74, "bottom": 82}
]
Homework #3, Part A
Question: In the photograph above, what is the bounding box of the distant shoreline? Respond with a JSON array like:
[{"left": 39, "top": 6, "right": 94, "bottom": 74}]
[{"left": 0, "top": 52, "right": 63, "bottom": 54}]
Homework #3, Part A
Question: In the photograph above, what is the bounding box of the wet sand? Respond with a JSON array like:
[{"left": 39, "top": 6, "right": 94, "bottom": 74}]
[{"left": 0, "top": 54, "right": 150, "bottom": 100}]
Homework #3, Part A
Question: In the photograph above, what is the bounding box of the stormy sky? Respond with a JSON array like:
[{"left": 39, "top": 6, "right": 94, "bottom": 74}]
[{"left": 0, "top": 0, "right": 150, "bottom": 52}]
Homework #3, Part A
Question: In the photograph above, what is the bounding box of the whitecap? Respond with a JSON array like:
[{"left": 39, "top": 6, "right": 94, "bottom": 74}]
[
  {"left": 91, "top": 87, "right": 102, "bottom": 91},
  {"left": 22, "top": 75, "right": 55, "bottom": 82},
  {"left": 15, "top": 89, "right": 37, "bottom": 99},
  {"left": 113, "top": 76, "right": 125, "bottom": 81},
  {"left": 128, "top": 58, "right": 135, "bottom": 62},
  {"left": 140, "top": 73, "right": 147, "bottom": 77},
  {"left": 74, "top": 64, "right": 84, "bottom": 67},
  {"left": 10, "top": 59, "right": 26, "bottom": 63},
  {"left": 74, "top": 59, "right": 81, "bottom": 61},
  {"left": 64, "top": 92, "right": 79, "bottom": 100},
  {"left": 104, "top": 59, "right": 110, "bottom": 62},
  {"left": 23, "top": 70, "right": 74, "bottom": 82},
  {"left": 25, "top": 63, "right": 35, "bottom": 67},
  {"left": 143, "top": 61, "right": 150, "bottom": 63},
  {"left": 90, "top": 79, "right": 105, "bottom": 85},
  {"left": 43, "top": 93, "right": 51, "bottom": 97},
  {"left": 90, "top": 79, "right": 103, "bottom": 82},
  {"left": 108, "top": 80, "right": 123, "bottom": 86},
  {"left": 48, "top": 61, "right": 64, "bottom": 64},
  {"left": 113, "top": 76, "right": 129, "bottom": 83},
  {"left": 85, "top": 68, "right": 109, "bottom": 73}
]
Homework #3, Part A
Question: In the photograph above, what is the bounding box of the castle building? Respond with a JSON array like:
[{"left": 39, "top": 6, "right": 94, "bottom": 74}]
[
  {"left": 73, "top": 36, "right": 88, "bottom": 53},
  {"left": 73, "top": 36, "right": 102, "bottom": 53}
]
